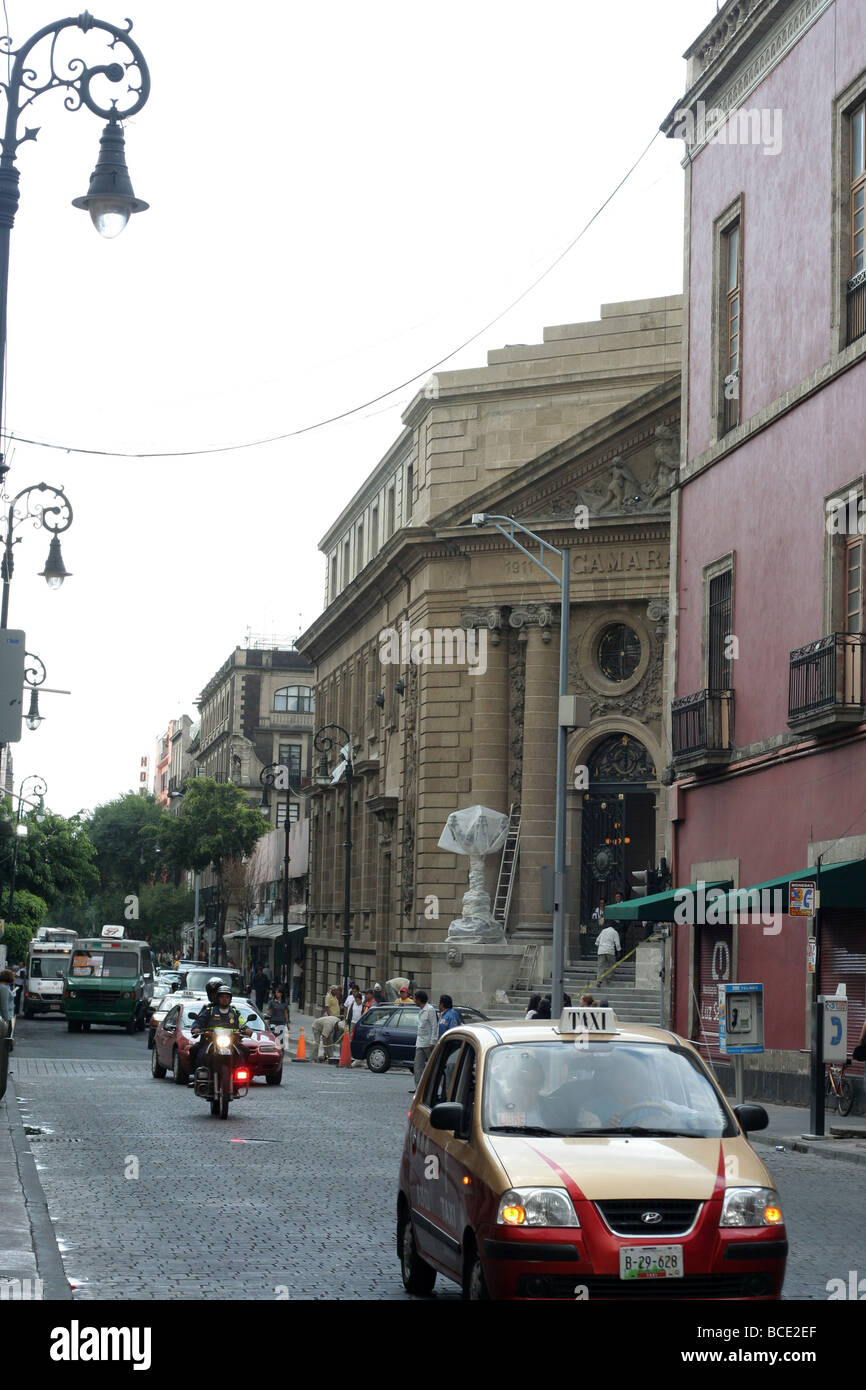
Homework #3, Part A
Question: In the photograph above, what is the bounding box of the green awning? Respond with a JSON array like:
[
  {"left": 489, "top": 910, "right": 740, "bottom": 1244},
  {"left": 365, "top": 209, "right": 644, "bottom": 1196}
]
[
  {"left": 713, "top": 858, "right": 866, "bottom": 914},
  {"left": 604, "top": 879, "right": 733, "bottom": 922}
]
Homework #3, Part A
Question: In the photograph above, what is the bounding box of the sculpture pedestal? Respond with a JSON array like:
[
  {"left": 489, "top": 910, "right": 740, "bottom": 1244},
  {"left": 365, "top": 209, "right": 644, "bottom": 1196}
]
[{"left": 427, "top": 941, "right": 526, "bottom": 1013}]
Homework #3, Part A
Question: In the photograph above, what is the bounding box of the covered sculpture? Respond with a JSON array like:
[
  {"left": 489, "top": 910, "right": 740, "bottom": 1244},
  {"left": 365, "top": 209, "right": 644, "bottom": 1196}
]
[{"left": 438, "top": 805, "right": 510, "bottom": 943}]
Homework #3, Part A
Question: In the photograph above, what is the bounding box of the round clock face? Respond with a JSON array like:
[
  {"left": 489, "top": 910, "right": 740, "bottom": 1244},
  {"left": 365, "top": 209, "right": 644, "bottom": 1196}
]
[{"left": 597, "top": 625, "right": 641, "bottom": 682}]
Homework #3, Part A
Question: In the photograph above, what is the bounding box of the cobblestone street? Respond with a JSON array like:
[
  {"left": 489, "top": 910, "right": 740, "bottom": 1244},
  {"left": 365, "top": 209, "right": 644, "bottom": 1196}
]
[{"left": 5, "top": 1015, "right": 862, "bottom": 1302}]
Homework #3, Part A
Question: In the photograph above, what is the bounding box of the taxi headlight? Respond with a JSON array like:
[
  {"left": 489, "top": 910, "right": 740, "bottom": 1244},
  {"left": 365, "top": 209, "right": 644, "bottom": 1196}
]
[
  {"left": 720, "top": 1187, "right": 784, "bottom": 1228},
  {"left": 496, "top": 1187, "right": 579, "bottom": 1228}
]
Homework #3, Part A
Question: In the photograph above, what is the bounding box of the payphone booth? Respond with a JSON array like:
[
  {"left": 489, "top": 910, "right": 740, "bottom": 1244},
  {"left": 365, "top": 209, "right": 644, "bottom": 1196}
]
[{"left": 718, "top": 982, "right": 765, "bottom": 1103}]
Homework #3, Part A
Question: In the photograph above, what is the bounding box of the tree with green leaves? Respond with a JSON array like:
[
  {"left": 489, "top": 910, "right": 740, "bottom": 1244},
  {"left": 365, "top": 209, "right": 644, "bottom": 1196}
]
[
  {"left": 1, "top": 921, "right": 35, "bottom": 966},
  {"left": 87, "top": 792, "right": 171, "bottom": 895},
  {"left": 162, "top": 779, "right": 266, "bottom": 946},
  {"left": 1, "top": 803, "right": 98, "bottom": 912}
]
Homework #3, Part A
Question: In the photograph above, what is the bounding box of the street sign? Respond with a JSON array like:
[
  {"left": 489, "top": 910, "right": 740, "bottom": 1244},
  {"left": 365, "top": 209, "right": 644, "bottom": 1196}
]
[
  {"left": 718, "top": 983, "right": 764, "bottom": 1054},
  {"left": 820, "top": 995, "right": 848, "bottom": 1061},
  {"left": 0, "top": 630, "right": 25, "bottom": 743},
  {"left": 789, "top": 880, "right": 816, "bottom": 916}
]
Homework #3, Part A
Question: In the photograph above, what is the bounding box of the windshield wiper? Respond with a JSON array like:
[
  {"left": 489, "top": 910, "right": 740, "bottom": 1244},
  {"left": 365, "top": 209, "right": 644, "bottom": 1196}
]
[
  {"left": 486, "top": 1125, "right": 555, "bottom": 1136},
  {"left": 555, "top": 1126, "right": 700, "bottom": 1138}
]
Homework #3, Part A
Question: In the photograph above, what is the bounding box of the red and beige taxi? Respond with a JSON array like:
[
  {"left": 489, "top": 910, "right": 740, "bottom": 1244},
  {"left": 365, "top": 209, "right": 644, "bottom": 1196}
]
[{"left": 397, "top": 1007, "right": 787, "bottom": 1300}]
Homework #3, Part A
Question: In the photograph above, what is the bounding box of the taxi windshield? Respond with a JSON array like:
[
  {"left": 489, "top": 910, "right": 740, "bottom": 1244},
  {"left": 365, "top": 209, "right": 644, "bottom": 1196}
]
[{"left": 482, "top": 1041, "right": 735, "bottom": 1138}]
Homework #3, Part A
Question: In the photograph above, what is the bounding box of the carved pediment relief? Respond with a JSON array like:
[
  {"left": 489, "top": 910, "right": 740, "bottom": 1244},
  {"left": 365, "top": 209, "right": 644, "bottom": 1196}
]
[{"left": 517, "top": 422, "right": 681, "bottom": 521}]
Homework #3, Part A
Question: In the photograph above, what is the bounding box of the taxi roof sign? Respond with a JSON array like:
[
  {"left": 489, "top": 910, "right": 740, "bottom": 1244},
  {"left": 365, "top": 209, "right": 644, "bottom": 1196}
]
[{"left": 557, "top": 1006, "right": 618, "bottom": 1035}]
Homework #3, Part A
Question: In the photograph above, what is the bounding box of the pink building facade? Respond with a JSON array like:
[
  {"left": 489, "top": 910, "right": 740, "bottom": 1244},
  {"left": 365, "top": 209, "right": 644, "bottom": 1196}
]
[{"left": 663, "top": 0, "right": 866, "bottom": 1105}]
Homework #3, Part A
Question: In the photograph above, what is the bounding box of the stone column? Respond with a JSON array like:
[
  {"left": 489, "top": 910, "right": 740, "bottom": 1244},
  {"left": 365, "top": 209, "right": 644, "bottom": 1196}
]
[
  {"left": 512, "top": 604, "right": 558, "bottom": 926},
  {"left": 461, "top": 607, "right": 509, "bottom": 815}
]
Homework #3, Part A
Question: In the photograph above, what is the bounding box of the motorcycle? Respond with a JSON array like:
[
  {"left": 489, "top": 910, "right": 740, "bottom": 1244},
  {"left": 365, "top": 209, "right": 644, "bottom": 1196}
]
[{"left": 191, "top": 1026, "right": 250, "bottom": 1119}]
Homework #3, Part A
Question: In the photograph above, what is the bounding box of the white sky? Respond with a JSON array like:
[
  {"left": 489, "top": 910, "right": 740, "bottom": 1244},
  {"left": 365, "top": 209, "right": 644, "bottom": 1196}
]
[{"left": 1, "top": 0, "right": 717, "bottom": 816}]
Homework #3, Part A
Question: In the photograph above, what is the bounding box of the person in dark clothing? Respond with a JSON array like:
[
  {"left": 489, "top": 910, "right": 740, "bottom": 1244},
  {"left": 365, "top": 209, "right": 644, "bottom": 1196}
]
[
  {"left": 188, "top": 987, "right": 251, "bottom": 1078},
  {"left": 251, "top": 968, "right": 267, "bottom": 1010},
  {"left": 536, "top": 996, "right": 552, "bottom": 1020}
]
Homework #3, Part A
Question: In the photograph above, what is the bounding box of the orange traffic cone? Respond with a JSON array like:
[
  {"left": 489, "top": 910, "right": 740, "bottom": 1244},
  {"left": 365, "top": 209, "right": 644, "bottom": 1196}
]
[
  {"left": 339, "top": 1028, "right": 352, "bottom": 1067},
  {"left": 292, "top": 1027, "right": 309, "bottom": 1063}
]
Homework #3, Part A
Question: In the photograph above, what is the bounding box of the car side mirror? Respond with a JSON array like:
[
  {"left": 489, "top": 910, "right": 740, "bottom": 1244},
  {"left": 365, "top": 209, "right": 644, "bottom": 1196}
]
[
  {"left": 430, "top": 1102, "right": 466, "bottom": 1134},
  {"left": 733, "top": 1103, "right": 768, "bottom": 1133}
]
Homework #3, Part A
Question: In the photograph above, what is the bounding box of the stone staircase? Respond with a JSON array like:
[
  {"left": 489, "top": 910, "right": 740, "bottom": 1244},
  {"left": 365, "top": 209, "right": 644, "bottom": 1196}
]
[{"left": 491, "top": 957, "right": 662, "bottom": 1026}]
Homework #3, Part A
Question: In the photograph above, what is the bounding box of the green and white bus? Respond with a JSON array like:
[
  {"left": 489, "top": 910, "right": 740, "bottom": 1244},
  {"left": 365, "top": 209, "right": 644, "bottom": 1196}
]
[{"left": 64, "top": 928, "right": 155, "bottom": 1033}]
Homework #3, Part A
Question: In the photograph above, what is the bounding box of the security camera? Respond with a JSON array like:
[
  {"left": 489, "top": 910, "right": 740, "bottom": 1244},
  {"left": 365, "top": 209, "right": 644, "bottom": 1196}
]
[{"left": 471, "top": 513, "right": 488, "bottom": 527}]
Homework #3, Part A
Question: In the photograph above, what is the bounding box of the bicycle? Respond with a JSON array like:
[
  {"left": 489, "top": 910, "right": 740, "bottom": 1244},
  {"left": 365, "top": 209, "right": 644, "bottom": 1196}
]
[{"left": 825, "top": 1057, "right": 855, "bottom": 1117}]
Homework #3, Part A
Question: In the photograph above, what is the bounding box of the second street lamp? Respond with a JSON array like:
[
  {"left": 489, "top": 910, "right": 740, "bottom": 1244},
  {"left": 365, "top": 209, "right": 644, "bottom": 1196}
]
[
  {"left": 7, "top": 772, "right": 47, "bottom": 922},
  {"left": 259, "top": 762, "right": 304, "bottom": 1005},
  {"left": 314, "top": 723, "right": 355, "bottom": 1010}
]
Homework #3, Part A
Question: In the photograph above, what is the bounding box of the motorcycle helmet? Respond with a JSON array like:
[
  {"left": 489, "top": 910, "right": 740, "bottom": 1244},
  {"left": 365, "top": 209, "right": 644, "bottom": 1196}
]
[
  {"left": 206, "top": 976, "right": 226, "bottom": 1003},
  {"left": 215, "top": 986, "right": 232, "bottom": 1006}
]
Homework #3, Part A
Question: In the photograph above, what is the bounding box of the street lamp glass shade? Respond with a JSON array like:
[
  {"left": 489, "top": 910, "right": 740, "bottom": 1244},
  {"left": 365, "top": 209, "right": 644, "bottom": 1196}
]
[
  {"left": 72, "top": 119, "right": 149, "bottom": 238},
  {"left": 40, "top": 535, "right": 71, "bottom": 590},
  {"left": 316, "top": 752, "right": 330, "bottom": 786},
  {"left": 259, "top": 789, "right": 270, "bottom": 813},
  {"left": 15, "top": 822, "right": 27, "bottom": 837},
  {"left": 25, "top": 689, "right": 43, "bottom": 730}
]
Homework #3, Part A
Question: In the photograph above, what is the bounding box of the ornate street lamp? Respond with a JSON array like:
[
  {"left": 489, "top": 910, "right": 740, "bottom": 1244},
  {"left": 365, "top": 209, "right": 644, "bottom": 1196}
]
[
  {"left": 7, "top": 772, "right": 47, "bottom": 921},
  {"left": 313, "top": 723, "right": 355, "bottom": 1010},
  {"left": 259, "top": 762, "right": 308, "bottom": 1008},
  {"left": 0, "top": 482, "right": 73, "bottom": 628},
  {"left": 0, "top": 12, "right": 150, "bottom": 489}
]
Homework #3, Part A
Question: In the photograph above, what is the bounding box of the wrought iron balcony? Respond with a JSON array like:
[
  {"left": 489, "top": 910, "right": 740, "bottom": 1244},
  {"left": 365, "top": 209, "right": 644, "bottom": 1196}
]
[
  {"left": 671, "top": 689, "right": 735, "bottom": 771},
  {"left": 788, "top": 632, "right": 865, "bottom": 732},
  {"left": 847, "top": 271, "right": 866, "bottom": 346}
]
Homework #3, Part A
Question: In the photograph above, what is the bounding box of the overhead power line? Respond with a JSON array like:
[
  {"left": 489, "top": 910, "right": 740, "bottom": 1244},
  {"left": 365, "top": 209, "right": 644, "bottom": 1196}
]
[{"left": 2, "top": 129, "right": 662, "bottom": 461}]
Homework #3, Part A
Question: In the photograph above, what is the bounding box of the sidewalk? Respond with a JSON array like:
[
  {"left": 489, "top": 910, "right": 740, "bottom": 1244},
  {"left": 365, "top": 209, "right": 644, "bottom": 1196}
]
[
  {"left": 0, "top": 1064, "right": 70, "bottom": 1299},
  {"left": 743, "top": 1100, "right": 866, "bottom": 1169}
]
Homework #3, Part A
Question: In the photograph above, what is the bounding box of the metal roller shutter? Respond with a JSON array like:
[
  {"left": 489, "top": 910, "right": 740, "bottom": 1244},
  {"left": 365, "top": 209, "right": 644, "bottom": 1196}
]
[
  {"left": 820, "top": 911, "right": 866, "bottom": 1073},
  {"left": 694, "top": 925, "right": 733, "bottom": 1063}
]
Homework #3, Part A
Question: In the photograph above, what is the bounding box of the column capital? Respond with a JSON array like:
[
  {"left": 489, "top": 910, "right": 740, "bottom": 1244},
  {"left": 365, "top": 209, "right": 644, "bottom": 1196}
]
[
  {"left": 461, "top": 605, "right": 508, "bottom": 645},
  {"left": 509, "top": 602, "right": 557, "bottom": 632}
]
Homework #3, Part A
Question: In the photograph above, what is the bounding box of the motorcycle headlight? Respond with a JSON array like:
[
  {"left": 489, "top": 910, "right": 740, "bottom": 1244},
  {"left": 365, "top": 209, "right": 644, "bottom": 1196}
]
[
  {"left": 214, "top": 1031, "right": 232, "bottom": 1047},
  {"left": 720, "top": 1187, "right": 784, "bottom": 1228},
  {"left": 496, "top": 1187, "right": 580, "bottom": 1228}
]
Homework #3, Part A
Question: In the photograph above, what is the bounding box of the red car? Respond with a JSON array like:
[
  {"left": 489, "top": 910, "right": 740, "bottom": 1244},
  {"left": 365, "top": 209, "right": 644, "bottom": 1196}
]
[{"left": 151, "top": 1000, "right": 283, "bottom": 1086}]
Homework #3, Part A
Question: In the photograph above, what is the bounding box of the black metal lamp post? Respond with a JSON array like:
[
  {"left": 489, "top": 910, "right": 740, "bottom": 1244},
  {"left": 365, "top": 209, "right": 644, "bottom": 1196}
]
[
  {"left": 313, "top": 723, "right": 354, "bottom": 1010},
  {"left": 0, "top": 14, "right": 150, "bottom": 480},
  {"left": 7, "top": 772, "right": 46, "bottom": 921},
  {"left": 259, "top": 762, "right": 305, "bottom": 1006},
  {"left": 0, "top": 491, "right": 72, "bottom": 629}
]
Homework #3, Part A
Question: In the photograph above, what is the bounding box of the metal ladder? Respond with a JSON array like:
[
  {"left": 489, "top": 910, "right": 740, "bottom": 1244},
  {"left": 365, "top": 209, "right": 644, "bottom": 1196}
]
[
  {"left": 492, "top": 802, "right": 521, "bottom": 932},
  {"left": 512, "top": 943, "right": 539, "bottom": 991}
]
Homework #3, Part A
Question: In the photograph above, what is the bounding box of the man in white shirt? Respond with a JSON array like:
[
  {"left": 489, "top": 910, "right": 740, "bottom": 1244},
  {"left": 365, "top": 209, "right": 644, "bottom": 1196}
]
[
  {"left": 595, "top": 924, "right": 620, "bottom": 982},
  {"left": 413, "top": 989, "right": 438, "bottom": 1088}
]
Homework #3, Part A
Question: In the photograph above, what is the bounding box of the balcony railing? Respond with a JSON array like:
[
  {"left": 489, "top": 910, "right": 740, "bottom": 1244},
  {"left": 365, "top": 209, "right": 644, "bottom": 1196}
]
[
  {"left": 847, "top": 271, "right": 866, "bottom": 346},
  {"left": 788, "top": 632, "right": 865, "bottom": 725},
  {"left": 672, "top": 689, "right": 735, "bottom": 763}
]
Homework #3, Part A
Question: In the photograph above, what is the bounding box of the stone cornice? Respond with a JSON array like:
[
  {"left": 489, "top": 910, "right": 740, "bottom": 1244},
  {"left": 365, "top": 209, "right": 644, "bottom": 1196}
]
[{"left": 662, "top": 0, "right": 833, "bottom": 162}]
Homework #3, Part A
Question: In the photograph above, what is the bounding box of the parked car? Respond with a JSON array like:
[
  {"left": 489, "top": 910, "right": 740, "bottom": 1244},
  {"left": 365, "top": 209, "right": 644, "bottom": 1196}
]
[
  {"left": 150, "top": 998, "right": 281, "bottom": 1084},
  {"left": 351, "top": 1004, "right": 488, "bottom": 1073},
  {"left": 144, "top": 981, "right": 172, "bottom": 1028}
]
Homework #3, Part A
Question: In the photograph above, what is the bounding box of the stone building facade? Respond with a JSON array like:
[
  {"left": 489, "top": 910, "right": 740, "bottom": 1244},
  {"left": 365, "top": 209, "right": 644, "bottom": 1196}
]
[{"left": 298, "top": 297, "right": 681, "bottom": 1007}]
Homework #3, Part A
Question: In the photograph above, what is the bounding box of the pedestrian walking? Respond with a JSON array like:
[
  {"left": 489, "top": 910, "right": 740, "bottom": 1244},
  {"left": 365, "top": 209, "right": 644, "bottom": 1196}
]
[
  {"left": 595, "top": 923, "right": 620, "bottom": 982},
  {"left": 291, "top": 958, "right": 302, "bottom": 1004},
  {"left": 437, "top": 994, "right": 461, "bottom": 1037},
  {"left": 252, "top": 967, "right": 268, "bottom": 1011},
  {"left": 345, "top": 987, "right": 366, "bottom": 1028},
  {"left": 324, "top": 985, "right": 340, "bottom": 1017},
  {"left": 413, "top": 989, "right": 438, "bottom": 1088},
  {"left": 0, "top": 970, "right": 14, "bottom": 1026},
  {"left": 266, "top": 987, "right": 290, "bottom": 1052}
]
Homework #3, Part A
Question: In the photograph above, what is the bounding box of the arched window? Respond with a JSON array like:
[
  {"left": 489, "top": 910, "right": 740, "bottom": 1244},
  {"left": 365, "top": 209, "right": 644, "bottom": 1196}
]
[{"left": 274, "top": 685, "right": 314, "bottom": 713}]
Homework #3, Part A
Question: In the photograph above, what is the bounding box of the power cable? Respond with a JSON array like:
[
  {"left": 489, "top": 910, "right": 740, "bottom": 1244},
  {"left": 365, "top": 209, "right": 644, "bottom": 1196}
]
[{"left": 0, "top": 129, "right": 662, "bottom": 460}]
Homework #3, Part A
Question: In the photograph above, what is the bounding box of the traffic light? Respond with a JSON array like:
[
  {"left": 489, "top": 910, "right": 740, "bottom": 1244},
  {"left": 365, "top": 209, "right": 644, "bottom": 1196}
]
[
  {"left": 631, "top": 868, "right": 652, "bottom": 898},
  {"left": 204, "top": 901, "right": 220, "bottom": 929}
]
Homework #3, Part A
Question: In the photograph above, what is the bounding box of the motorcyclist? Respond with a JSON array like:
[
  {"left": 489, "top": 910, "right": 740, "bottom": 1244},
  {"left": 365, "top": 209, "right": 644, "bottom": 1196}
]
[{"left": 188, "top": 986, "right": 251, "bottom": 1080}]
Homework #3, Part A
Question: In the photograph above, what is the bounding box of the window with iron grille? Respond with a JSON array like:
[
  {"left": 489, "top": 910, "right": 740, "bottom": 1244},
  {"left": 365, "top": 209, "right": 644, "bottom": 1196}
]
[{"left": 708, "top": 570, "right": 733, "bottom": 690}]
